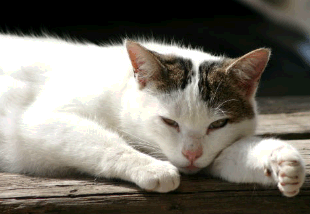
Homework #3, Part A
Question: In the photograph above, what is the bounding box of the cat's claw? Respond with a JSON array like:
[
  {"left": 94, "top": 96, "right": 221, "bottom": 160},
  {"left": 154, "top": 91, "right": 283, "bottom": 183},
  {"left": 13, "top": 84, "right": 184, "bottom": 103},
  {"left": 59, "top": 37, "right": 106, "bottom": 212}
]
[
  {"left": 265, "top": 145, "right": 305, "bottom": 197},
  {"left": 134, "top": 161, "right": 180, "bottom": 193}
]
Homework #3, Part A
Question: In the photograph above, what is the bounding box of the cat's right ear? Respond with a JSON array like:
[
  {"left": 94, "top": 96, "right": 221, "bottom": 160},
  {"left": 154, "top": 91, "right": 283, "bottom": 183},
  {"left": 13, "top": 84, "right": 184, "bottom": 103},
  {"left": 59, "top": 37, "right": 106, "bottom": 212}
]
[
  {"left": 225, "top": 48, "right": 271, "bottom": 99},
  {"left": 126, "top": 40, "right": 163, "bottom": 89}
]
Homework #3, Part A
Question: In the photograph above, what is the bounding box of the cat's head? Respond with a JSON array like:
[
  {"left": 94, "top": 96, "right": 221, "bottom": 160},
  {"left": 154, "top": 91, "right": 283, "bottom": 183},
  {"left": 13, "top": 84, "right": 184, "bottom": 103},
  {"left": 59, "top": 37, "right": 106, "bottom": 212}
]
[{"left": 124, "top": 40, "right": 270, "bottom": 174}]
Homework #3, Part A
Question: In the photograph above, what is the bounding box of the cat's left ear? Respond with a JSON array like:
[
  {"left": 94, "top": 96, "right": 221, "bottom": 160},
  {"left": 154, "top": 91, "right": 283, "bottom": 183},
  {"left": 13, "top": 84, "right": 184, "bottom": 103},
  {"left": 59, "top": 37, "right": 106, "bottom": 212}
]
[
  {"left": 226, "top": 48, "right": 271, "bottom": 98},
  {"left": 126, "top": 40, "right": 163, "bottom": 89}
]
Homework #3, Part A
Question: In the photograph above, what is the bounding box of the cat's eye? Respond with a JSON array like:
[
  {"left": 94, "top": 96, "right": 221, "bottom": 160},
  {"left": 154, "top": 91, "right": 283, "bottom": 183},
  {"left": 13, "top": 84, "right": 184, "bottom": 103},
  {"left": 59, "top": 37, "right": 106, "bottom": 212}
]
[
  {"left": 208, "top": 119, "right": 229, "bottom": 131},
  {"left": 161, "top": 117, "right": 179, "bottom": 129}
]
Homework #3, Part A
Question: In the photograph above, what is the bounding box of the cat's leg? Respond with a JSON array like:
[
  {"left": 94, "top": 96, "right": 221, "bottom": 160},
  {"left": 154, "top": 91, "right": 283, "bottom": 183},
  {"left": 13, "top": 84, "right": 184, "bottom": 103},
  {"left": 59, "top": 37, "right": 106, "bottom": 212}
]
[
  {"left": 18, "top": 111, "right": 180, "bottom": 193},
  {"left": 207, "top": 136, "right": 305, "bottom": 197}
]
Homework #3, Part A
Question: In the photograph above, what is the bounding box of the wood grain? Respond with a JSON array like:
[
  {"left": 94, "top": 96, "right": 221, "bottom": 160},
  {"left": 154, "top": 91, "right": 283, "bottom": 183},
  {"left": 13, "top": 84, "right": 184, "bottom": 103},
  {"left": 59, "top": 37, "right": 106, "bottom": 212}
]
[
  {"left": 0, "top": 140, "right": 309, "bottom": 214},
  {"left": 257, "top": 112, "right": 310, "bottom": 138},
  {"left": 257, "top": 96, "right": 310, "bottom": 114},
  {"left": 256, "top": 96, "right": 310, "bottom": 138}
]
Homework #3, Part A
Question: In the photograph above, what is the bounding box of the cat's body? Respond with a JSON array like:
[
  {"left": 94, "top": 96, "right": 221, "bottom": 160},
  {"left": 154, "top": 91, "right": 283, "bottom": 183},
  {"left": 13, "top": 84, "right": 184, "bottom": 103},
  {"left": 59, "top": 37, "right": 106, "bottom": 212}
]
[{"left": 0, "top": 34, "right": 305, "bottom": 196}]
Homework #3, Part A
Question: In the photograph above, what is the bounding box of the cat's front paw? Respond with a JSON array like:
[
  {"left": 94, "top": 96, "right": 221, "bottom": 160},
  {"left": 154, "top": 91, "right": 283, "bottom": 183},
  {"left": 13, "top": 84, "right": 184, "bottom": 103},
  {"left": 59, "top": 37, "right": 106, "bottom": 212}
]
[
  {"left": 134, "top": 161, "right": 180, "bottom": 193},
  {"left": 265, "top": 145, "right": 305, "bottom": 197}
]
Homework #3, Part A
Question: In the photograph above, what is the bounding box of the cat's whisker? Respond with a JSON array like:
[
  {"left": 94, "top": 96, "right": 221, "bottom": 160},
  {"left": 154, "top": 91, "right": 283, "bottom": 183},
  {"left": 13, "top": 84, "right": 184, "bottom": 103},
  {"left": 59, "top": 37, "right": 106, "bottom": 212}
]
[
  {"left": 114, "top": 127, "right": 162, "bottom": 151},
  {"left": 215, "top": 99, "right": 238, "bottom": 110},
  {"left": 213, "top": 99, "right": 237, "bottom": 116},
  {"left": 215, "top": 109, "right": 228, "bottom": 117},
  {"left": 210, "top": 80, "right": 223, "bottom": 104}
]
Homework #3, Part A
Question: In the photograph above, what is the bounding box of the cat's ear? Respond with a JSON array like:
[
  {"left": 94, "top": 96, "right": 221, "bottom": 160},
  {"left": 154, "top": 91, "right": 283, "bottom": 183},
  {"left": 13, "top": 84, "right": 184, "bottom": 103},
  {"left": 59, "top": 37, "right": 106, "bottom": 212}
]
[
  {"left": 226, "top": 48, "right": 271, "bottom": 98},
  {"left": 126, "top": 40, "right": 163, "bottom": 89}
]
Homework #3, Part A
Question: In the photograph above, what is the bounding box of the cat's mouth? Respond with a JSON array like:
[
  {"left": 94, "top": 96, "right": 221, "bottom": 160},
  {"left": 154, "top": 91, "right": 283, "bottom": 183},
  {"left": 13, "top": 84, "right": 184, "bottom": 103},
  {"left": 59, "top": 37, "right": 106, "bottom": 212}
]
[{"left": 179, "top": 165, "right": 202, "bottom": 174}]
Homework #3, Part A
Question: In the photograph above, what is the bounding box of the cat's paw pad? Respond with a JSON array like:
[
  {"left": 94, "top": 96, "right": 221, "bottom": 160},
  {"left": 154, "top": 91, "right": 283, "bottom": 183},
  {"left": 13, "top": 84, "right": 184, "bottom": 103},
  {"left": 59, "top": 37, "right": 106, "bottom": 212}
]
[
  {"left": 135, "top": 161, "right": 180, "bottom": 193},
  {"left": 265, "top": 145, "right": 305, "bottom": 197}
]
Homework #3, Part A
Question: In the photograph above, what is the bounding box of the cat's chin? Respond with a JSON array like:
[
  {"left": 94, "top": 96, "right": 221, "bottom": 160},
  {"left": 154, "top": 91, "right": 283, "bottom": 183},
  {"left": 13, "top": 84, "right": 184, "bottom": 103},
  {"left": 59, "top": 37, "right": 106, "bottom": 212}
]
[{"left": 178, "top": 166, "right": 202, "bottom": 175}]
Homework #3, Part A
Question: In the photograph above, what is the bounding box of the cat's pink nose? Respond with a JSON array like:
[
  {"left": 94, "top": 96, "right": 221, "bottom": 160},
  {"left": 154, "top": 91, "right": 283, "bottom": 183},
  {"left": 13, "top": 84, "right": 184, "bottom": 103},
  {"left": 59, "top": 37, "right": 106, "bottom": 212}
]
[{"left": 182, "top": 148, "right": 203, "bottom": 163}]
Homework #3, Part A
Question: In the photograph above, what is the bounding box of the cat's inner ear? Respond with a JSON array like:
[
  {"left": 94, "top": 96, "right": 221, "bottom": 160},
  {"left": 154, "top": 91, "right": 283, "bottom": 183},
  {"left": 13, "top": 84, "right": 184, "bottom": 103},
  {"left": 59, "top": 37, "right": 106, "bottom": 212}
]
[
  {"left": 226, "top": 48, "right": 271, "bottom": 98},
  {"left": 126, "top": 40, "right": 163, "bottom": 89}
]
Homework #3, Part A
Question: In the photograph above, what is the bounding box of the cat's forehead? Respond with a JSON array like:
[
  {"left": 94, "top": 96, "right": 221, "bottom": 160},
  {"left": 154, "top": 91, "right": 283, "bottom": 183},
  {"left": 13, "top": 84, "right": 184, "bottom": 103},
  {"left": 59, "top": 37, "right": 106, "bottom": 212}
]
[
  {"left": 139, "top": 43, "right": 256, "bottom": 123},
  {"left": 149, "top": 51, "right": 223, "bottom": 92},
  {"left": 159, "top": 88, "right": 212, "bottom": 128},
  {"left": 155, "top": 54, "right": 255, "bottom": 123}
]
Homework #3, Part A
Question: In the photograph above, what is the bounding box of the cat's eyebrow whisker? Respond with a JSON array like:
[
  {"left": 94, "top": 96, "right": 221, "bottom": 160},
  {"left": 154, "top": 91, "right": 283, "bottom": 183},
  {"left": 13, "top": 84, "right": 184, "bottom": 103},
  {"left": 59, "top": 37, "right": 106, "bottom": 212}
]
[
  {"left": 211, "top": 99, "right": 238, "bottom": 117},
  {"left": 213, "top": 99, "right": 238, "bottom": 114},
  {"left": 210, "top": 80, "right": 223, "bottom": 104},
  {"left": 214, "top": 108, "right": 228, "bottom": 117}
]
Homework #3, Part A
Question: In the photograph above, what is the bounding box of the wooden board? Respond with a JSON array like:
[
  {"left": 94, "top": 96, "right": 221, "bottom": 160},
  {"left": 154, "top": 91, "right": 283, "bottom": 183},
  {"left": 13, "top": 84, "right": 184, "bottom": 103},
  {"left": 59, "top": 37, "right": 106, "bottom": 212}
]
[
  {"left": 0, "top": 97, "right": 310, "bottom": 214},
  {"left": 257, "top": 96, "right": 310, "bottom": 114},
  {"left": 256, "top": 96, "right": 310, "bottom": 138},
  {"left": 1, "top": 141, "right": 309, "bottom": 214},
  {"left": 257, "top": 112, "right": 310, "bottom": 138}
]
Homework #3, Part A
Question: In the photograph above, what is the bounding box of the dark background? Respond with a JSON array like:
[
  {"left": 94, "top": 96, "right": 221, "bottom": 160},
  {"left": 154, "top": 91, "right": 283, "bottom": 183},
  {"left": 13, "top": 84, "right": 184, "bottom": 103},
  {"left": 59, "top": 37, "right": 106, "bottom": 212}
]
[{"left": 2, "top": 0, "right": 310, "bottom": 97}]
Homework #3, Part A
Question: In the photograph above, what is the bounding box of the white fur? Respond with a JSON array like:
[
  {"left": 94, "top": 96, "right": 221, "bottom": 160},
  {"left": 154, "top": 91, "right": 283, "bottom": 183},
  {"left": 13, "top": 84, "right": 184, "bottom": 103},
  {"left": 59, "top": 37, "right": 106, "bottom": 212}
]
[
  {"left": 208, "top": 137, "right": 305, "bottom": 197},
  {"left": 0, "top": 34, "right": 305, "bottom": 195}
]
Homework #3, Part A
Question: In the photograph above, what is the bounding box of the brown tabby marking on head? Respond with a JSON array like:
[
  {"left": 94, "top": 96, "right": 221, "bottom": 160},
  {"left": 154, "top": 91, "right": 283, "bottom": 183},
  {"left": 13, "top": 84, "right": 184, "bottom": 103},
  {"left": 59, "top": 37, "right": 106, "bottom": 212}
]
[
  {"left": 126, "top": 41, "right": 194, "bottom": 92},
  {"left": 150, "top": 52, "right": 194, "bottom": 92},
  {"left": 198, "top": 59, "right": 255, "bottom": 123},
  {"left": 127, "top": 41, "right": 268, "bottom": 123}
]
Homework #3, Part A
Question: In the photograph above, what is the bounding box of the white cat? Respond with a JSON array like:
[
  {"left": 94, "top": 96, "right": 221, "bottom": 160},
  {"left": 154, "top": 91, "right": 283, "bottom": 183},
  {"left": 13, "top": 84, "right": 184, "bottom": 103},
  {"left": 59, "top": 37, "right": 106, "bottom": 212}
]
[{"left": 0, "top": 34, "right": 305, "bottom": 197}]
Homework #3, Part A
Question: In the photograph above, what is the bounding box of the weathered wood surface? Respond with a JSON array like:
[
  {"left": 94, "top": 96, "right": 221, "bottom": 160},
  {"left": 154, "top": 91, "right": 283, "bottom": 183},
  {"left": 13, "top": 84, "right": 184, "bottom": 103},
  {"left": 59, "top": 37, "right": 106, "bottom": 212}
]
[
  {"left": 1, "top": 96, "right": 310, "bottom": 214},
  {"left": 256, "top": 96, "right": 310, "bottom": 139}
]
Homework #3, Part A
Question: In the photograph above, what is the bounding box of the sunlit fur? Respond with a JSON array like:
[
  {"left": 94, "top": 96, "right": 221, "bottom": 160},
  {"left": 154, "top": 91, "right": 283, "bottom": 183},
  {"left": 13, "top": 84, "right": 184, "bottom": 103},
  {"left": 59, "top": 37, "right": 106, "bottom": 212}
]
[{"left": 0, "top": 34, "right": 304, "bottom": 196}]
